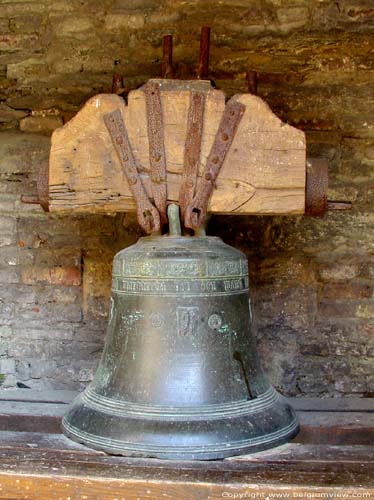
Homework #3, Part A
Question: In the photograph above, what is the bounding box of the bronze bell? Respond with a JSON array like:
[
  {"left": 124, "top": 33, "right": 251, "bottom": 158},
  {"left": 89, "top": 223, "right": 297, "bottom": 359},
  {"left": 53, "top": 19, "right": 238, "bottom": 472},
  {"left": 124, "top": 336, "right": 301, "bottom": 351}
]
[{"left": 63, "top": 206, "right": 299, "bottom": 459}]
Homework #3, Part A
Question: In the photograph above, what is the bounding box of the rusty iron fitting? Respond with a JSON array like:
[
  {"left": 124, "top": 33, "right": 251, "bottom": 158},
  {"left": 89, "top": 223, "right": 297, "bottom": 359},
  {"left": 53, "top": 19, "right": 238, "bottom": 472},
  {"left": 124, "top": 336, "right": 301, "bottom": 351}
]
[
  {"left": 144, "top": 81, "right": 168, "bottom": 224},
  {"left": 161, "top": 35, "right": 174, "bottom": 79},
  {"left": 246, "top": 70, "right": 258, "bottom": 96},
  {"left": 305, "top": 158, "right": 328, "bottom": 216},
  {"left": 112, "top": 73, "right": 124, "bottom": 94},
  {"left": 197, "top": 26, "right": 211, "bottom": 79},
  {"left": 104, "top": 108, "right": 160, "bottom": 234},
  {"left": 185, "top": 98, "right": 245, "bottom": 230},
  {"left": 305, "top": 158, "right": 352, "bottom": 215}
]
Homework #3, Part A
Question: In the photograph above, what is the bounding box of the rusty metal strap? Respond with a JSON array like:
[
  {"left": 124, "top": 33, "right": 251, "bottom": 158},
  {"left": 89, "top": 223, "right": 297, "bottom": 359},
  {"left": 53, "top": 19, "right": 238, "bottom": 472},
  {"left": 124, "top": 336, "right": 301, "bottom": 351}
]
[
  {"left": 184, "top": 98, "right": 245, "bottom": 230},
  {"left": 179, "top": 91, "right": 205, "bottom": 222},
  {"left": 144, "top": 81, "right": 168, "bottom": 224},
  {"left": 104, "top": 109, "right": 160, "bottom": 234}
]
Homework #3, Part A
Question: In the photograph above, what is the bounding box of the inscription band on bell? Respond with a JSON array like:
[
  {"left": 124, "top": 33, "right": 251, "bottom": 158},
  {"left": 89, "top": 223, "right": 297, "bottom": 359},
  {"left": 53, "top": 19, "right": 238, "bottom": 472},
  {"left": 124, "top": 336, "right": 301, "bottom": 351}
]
[
  {"left": 113, "top": 258, "right": 248, "bottom": 279},
  {"left": 112, "top": 276, "right": 249, "bottom": 295}
]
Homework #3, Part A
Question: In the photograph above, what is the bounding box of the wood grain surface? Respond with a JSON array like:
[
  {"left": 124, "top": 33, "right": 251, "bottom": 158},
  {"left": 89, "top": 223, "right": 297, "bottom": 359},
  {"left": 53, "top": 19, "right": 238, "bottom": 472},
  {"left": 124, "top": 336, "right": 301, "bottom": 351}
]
[{"left": 49, "top": 79, "right": 306, "bottom": 216}]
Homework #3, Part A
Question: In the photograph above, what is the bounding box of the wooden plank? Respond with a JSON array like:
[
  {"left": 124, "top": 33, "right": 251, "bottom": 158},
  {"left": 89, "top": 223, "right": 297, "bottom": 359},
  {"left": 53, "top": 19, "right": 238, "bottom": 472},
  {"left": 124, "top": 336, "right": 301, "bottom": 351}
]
[
  {"left": 0, "top": 389, "right": 77, "bottom": 404},
  {"left": 0, "top": 473, "right": 371, "bottom": 500},
  {"left": 290, "top": 397, "right": 374, "bottom": 413},
  {"left": 0, "top": 401, "right": 372, "bottom": 498},
  {"left": 0, "top": 446, "right": 373, "bottom": 482},
  {"left": 0, "top": 394, "right": 373, "bottom": 442},
  {"left": 49, "top": 79, "right": 306, "bottom": 216},
  {"left": 2, "top": 391, "right": 373, "bottom": 412},
  {"left": 296, "top": 411, "right": 374, "bottom": 445},
  {"left": 0, "top": 430, "right": 373, "bottom": 466},
  {"left": 0, "top": 401, "right": 65, "bottom": 433},
  {"left": 0, "top": 430, "right": 100, "bottom": 454}
]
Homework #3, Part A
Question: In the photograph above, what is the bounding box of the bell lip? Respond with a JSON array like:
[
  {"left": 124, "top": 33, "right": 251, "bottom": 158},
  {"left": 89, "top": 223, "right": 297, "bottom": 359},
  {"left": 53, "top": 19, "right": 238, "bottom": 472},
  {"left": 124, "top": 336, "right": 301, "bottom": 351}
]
[
  {"left": 62, "top": 389, "right": 300, "bottom": 460},
  {"left": 62, "top": 414, "right": 299, "bottom": 460}
]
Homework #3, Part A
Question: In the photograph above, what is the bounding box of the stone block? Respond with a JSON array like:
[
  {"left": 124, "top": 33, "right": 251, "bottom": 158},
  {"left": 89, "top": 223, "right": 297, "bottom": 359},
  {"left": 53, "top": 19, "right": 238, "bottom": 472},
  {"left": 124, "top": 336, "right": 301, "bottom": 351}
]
[
  {"left": 15, "top": 302, "right": 83, "bottom": 324},
  {"left": 113, "top": 0, "right": 160, "bottom": 9},
  {"left": 1, "top": 374, "right": 17, "bottom": 388},
  {"left": 6, "top": 58, "right": 48, "bottom": 80},
  {"left": 0, "top": 358, "right": 15, "bottom": 374},
  {"left": 0, "top": 326, "right": 12, "bottom": 339},
  {"left": 319, "top": 264, "right": 358, "bottom": 282},
  {"left": 16, "top": 359, "right": 31, "bottom": 380},
  {"left": 322, "top": 282, "right": 373, "bottom": 301},
  {"left": 0, "top": 340, "right": 8, "bottom": 356},
  {"left": 0, "top": 132, "right": 50, "bottom": 176},
  {"left": 0, "top": 3, "right": 45, "bottom": 17},
  {"left": 0, "top": 268, "right": 20, "bottom": 284},
  {"left": 19, "top": 115, "right": 63, "bottom": 135},
  {"left": 56, "top": 17, "right": 95, "bottom": 37},
  {"left": 0, "top": 284, "right": 36, "bottom": 305},
  {"left": 277, "top": 6, "right": 309, "bottom": 33},
  {"left": 21, "top": 265, "right": 81, "bottom": 286},
  {"left": 7, "top": 339, "right": 51, "bottom": 358},
  {"left": 356, "top": 303, "right": 374, "bottom": 319},
  {"left": 13, "top": 326, "right": 74, "bottom": 341},
  {"left": 33, "top": 248, "right": 81, "bottom": 267},
  {"left": 0, "top": 34, "right": 39, "bottom": 52},
  {"left": 104, "top": 13, "right": 145, "bottom": 31},
  {"left": 318, "top": 301, "right": 356, "bottom": 318},
  {"left": 0, "top": 103, "right": 28, "bottom": 123},
  {"left": 29, "top": 359, "right": 57, "bottom": 378}
]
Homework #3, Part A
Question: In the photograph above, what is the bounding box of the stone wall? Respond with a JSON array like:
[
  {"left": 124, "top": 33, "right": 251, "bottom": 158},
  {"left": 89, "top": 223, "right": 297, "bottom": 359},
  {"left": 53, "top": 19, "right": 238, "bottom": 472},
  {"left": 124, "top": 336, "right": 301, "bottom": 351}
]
[{"left": 0, "top": 0, "right": 373, "bottom": 395}]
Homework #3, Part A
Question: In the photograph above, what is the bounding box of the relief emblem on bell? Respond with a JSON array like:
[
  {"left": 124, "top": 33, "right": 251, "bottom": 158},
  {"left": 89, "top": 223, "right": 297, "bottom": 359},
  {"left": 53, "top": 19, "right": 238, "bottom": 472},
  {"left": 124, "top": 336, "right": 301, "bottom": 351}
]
[{"left": 177, "top": 306, "right": 199, "bottom": 336}]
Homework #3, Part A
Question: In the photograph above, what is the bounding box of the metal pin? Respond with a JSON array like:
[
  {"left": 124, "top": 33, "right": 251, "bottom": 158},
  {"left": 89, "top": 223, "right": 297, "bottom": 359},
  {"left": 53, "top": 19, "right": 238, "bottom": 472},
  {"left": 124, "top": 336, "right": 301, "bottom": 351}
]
[
  {"left": 246, "top": 70, "right": 258, "bottom": 95},
  {"left": 327, "top": 201, "right": 352, "bottom": 211},
  {"left": 21, "top": 195, "right": 41, "bottom": 205},
  {"left": 162, "top": 35, "right": 174, "bottom": 79},
  {"left": 197, "top": 26, "right": 211, "bottom": 79},
  {"left": 112, "top": 73, "right": 124, "bottom": 94}
]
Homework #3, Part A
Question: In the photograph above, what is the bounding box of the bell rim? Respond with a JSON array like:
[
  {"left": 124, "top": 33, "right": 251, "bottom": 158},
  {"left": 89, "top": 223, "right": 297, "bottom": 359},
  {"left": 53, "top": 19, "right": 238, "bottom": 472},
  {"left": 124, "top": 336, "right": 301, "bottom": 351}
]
[{"left": 62, "top": 415, "right": 299, "bottom": 459}]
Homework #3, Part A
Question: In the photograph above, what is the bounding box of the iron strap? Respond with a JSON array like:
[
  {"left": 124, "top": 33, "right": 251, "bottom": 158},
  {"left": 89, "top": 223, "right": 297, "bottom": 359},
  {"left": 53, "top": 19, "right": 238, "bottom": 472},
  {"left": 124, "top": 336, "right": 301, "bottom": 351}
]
[
  {"left": 184, "top": 98, "right": 245, "bottom": 230},
  {"left": 104, "top": 109, "right": 160, "bottom": 234},
  {"left": 144, "top": 81, "right": 168, "bottom": 224},
  {"left": 179, "top": 91, "right": 205, "bottom": 222}
]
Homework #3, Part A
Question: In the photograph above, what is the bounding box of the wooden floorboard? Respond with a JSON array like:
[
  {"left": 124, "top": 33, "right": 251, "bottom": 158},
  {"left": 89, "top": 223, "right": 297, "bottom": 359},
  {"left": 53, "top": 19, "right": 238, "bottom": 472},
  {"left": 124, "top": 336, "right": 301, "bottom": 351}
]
[{"left": 0, "top": 391, "right": 372, "bottom": 499}]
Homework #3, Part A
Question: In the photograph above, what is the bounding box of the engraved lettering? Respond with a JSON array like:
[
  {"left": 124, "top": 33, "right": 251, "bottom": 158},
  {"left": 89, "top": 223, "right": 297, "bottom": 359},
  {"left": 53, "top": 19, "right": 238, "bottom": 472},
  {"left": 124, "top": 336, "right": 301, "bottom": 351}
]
[
  {"left": 112, "top": 277, "right": 248, "bottom": 295},
  {"left": 201, "top": 280, "right": 217, "bottom": 292},
  {"left": 114, "top": 258, "right": 248, "bottom": 279},
  {"left": 224, "top": 279, "right": 243, "bottom": 291}
]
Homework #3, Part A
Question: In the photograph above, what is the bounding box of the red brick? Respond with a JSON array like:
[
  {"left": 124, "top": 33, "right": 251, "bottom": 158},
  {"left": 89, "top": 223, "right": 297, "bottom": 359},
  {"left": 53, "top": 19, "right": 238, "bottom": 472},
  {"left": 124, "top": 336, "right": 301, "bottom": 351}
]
[{"left": 21, "top": 266, "right": 81, "bottom": 286}]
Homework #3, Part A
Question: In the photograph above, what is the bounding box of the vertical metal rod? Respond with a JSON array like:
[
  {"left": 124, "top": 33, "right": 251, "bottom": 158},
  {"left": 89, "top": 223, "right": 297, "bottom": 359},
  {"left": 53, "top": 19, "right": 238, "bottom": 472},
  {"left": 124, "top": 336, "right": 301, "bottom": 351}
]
[
  {"left": 168, "top": 204, "right": 182, "bottom": 236},
  {"left": 197, "top": 26, "right": 211, "bottom": 79},
  {"left": 162, "top": 35, "right": 174, "bottom": 78},
  {"left": 112, "top": 73, "right": 124, "bottom": 94},
  {"left": 246, "top": 70, "right": 258, "bottom": 95}
]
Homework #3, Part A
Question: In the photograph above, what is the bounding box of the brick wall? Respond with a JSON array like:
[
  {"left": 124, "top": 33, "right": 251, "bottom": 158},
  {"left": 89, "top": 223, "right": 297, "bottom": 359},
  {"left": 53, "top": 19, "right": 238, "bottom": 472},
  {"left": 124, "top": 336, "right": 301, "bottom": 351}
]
[{"left": 0, "top": 0, "right": 373, "bottom": 395}]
